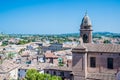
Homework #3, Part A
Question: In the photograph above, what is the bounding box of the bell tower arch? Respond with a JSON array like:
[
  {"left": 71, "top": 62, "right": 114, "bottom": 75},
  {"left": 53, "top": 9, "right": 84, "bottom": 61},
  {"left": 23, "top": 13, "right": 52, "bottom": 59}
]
[{"left": 80, "top": 12, "right": 93, "bottom": 43}]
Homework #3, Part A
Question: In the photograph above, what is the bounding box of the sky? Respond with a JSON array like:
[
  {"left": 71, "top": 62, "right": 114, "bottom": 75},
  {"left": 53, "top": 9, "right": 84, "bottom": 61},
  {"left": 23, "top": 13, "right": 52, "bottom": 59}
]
[{"left": 0, "top": 0, "right": 120, "bottom": 34}]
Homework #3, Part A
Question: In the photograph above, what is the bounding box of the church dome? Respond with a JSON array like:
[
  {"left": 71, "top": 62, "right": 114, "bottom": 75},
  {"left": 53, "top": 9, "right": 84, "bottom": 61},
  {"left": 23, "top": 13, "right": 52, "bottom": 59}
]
[{"left": 81, "top": 13, "right": 92, "bottom": 27}]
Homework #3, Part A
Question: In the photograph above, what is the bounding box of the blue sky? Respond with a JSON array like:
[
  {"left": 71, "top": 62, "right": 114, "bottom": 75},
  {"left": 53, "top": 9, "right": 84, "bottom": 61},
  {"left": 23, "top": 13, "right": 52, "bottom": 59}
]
[{"left": 0, "top": 0, "right": 120, "bottom": 34}]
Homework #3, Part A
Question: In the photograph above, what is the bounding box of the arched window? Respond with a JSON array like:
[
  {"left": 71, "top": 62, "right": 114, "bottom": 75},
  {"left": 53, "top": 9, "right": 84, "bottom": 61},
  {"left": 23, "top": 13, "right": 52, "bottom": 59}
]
[{"left": 83, "top": 34, "right": 88, "bottom": 43}]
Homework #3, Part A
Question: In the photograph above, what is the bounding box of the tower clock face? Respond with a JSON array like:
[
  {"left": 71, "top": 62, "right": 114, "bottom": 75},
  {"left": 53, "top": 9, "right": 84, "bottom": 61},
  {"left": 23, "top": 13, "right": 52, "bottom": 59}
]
[{"left": 83, "top": 34, "right": 88, "bottom": 43}]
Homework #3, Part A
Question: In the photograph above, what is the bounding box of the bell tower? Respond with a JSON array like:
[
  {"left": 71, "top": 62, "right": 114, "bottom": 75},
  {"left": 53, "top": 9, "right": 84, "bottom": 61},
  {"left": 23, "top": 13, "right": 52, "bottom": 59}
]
[{"left": 80, "top": 12, "right": 93, "bottom": 43}]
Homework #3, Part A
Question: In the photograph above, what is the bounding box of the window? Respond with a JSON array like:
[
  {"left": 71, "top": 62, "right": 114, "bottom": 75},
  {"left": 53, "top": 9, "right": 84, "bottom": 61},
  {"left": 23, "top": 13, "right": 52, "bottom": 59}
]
[
  {"left": 46, "top": 71, "right": 49, "bottom": 74},
  {"left": 60, "top": 71, "right": 64, "bottom": 76},
  {"left": 84, "top": 26, "right": 89, "bottom": 29},
  {"left": 53, "top": 71, "right": 56, "bottom": 75},
  {"left": 90, "top": 57, "right": 96, "bottom": 67},
  {"left": 25, "top": 69, "right": 27, "bottom": 72},
  {"left": 83, "top": 34, "right": 88, "bottom": 43},
  {"left": 107, "top": 58, "right": 113, "bottom": 69},
  {"left": 50, "top": 58, "right": 53, "bottom": 63},
  {"left": 18, "top": 73, "right": 20, "bottom": 77}
]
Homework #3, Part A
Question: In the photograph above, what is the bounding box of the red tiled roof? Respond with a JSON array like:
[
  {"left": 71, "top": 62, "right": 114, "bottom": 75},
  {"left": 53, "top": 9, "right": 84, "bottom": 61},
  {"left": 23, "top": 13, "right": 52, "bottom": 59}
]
[
  {"left": 44, "top": 66, "right": 72, "bottom": 71},
  {"left": 72, "top": 43, "right": 120, "bottom": 53},
  {"left": 21, "top": 52, "right": 30, "bottom": 57},
  {"left": 45, "top": 52, "right": 58, "bottom": 58}
]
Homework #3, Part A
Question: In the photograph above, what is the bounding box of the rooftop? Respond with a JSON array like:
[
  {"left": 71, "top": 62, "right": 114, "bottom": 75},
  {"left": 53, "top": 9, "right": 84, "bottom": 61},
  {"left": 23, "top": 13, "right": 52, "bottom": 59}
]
[
  {"left": 44, "top": 66, "right": 72, "bottom": 71},
  {"left": 72, "top": 43, "right": 120, "bottom": 53},
  {"left": 45, "top": 52, "right": 58, "bottom": 58},
  {"left": 0, "top": 60, "right": 19, "bottom": 73},
  {"left": 19, "top": 63, "right": 52, "bottom": 70}
]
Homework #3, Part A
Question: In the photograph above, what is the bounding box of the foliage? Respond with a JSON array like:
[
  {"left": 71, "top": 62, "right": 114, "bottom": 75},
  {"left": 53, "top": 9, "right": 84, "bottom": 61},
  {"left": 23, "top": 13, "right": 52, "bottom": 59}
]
[
  {"left": 7, "top": 52, "right": 15, "bottom": 59},
  {"left": 25, "top": 69, "right": 62, "bottom": 80},
  {"left": 92, "top": 34, "right": 102, "bottom": 39},
  {"left": 1, "top": 32, "right": 120, "bottom": 45},
  {"left": 58, "top": 58, "right": 64, "bottom": 66},
  {"left": 103, "top": 40, "right": 111, "bottom": 44},
  {"left": 18, "top": 48, "right": 25, "bottom": 55},
  {"left": 1, "top": 41, "right": 8, "bottom": 46},
  {"left": 17, "top": 40, "right": 29, "bottom": 45}
]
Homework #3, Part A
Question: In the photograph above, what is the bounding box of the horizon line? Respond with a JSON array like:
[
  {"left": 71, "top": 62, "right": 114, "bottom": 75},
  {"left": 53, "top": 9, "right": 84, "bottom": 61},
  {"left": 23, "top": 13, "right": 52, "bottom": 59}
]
[{"left": 0, "top": 31, "right": 120, "bottom": 35}]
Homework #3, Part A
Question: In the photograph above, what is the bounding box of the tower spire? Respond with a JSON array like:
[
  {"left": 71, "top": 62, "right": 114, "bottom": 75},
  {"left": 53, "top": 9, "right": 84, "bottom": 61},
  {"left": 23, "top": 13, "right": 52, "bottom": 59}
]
[{"left": 80, "top": 11, "right": 93, "bottom": 43}]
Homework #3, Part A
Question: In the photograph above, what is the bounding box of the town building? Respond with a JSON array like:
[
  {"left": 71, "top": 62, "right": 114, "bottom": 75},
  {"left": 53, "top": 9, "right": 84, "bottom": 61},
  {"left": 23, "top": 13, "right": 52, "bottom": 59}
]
[
  {"left": 42, "top": 43, "right": 63, "bottom": 52},
  {"left": 45, "top": 51, "right": 58, "bottom": 64},
  {"left": 0, "top": 60, "right": 20, "bottom": 80},
  {"left": 72, "top": 13, "right": 120, "bottom": 80},
  {"left": 44, "top": 66, "right": 72, "bottom": 80},
  {"left": 18, "top": 63, "right": 51, "bottom": 79}
]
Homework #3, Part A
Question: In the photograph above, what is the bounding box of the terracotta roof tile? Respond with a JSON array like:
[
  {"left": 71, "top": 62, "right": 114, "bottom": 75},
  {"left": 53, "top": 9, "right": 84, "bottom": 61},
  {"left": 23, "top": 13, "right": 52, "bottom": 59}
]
[
  {"left": 45, "top": 52, "right": 58, "bottom": 58},
  {"left": 0, "top": 60, "right": 19, "bottom": 73},
  {"left": 72, "top": 43, "right": 120, "bottom": 53},
  {"left": 44, "top": 66, "right": 72, "bottom": 71}
]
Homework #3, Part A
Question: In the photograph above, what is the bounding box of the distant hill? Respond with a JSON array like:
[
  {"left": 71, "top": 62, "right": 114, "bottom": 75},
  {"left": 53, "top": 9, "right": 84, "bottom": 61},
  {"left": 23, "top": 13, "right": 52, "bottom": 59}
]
[
  {"left": 51, "top": 32, "right": 120, "bottom": 38},
  {"left": 0, "top": 32, "right": 120, "bottom": 38},
  {"left": 93, "top": 32, "right": 120, "bottom": 38}
]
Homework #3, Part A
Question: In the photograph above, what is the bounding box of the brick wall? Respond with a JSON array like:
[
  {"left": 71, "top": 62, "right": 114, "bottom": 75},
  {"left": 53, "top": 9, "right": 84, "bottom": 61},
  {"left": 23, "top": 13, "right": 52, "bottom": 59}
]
[
  {"left": 72, "top": 52, "right": 86, "bottom": 79},
  {"left": 87, "top": 53, "right": 120, "bottom": 74}
]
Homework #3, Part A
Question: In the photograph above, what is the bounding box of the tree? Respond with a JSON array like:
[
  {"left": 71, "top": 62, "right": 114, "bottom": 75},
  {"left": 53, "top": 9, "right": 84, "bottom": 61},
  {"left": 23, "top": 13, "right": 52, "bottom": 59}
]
[
  {"left": 18, "top": 48, "right": 25, "bottom": 55},
  {"left": 25, "top": 69, "right": 37, "bottom": 80},
  {"left": 7, "top": 52, "right": 15, "bottom": 59},
  {"left": 25, "top": 69, "right": 62, "bottom": 80},
  {"left": 17, "top": 40, "right": 29, "bottom": 45},
  {"left": 58, "top": 58, "right": 64, "bottom": 66},
  {"left": 103, "top": 40, "right": 111, "bottom": 44},
  {"left": 51, "top": 75, "right": 62, "bottom": 80},
  {"left": 1, "top": 41, "right": 8, "bottom": 46}
]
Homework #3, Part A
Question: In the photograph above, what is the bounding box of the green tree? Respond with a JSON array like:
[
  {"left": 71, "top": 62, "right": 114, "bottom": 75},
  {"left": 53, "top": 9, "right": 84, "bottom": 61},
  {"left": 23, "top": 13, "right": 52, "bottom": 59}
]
[
  {"left": 103, "top": 40, "right": 111, "bottom": 44},
  {"left": 18, "top": 48, "right": 25, "bottom": 55},
  {"left": 7, "top": 52, "right": 15, "bottom": 59},
  {"left": 25, "top": 69, "right": 62, "bottom": 80},
  {"left": 25, "top": 69, "right": 38, "bottom": 80},
  {"left": 51, "top": 75, "right": 62, "bottom": 80},
  {"left": 1, "top": 41, "right": 8, "bottom": 46},
  {"left": 58, "top": 58, "right": 64, "bottom": 66},
  {"left": 17, "top": 40, "right": 29, "bottom": 45}
]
